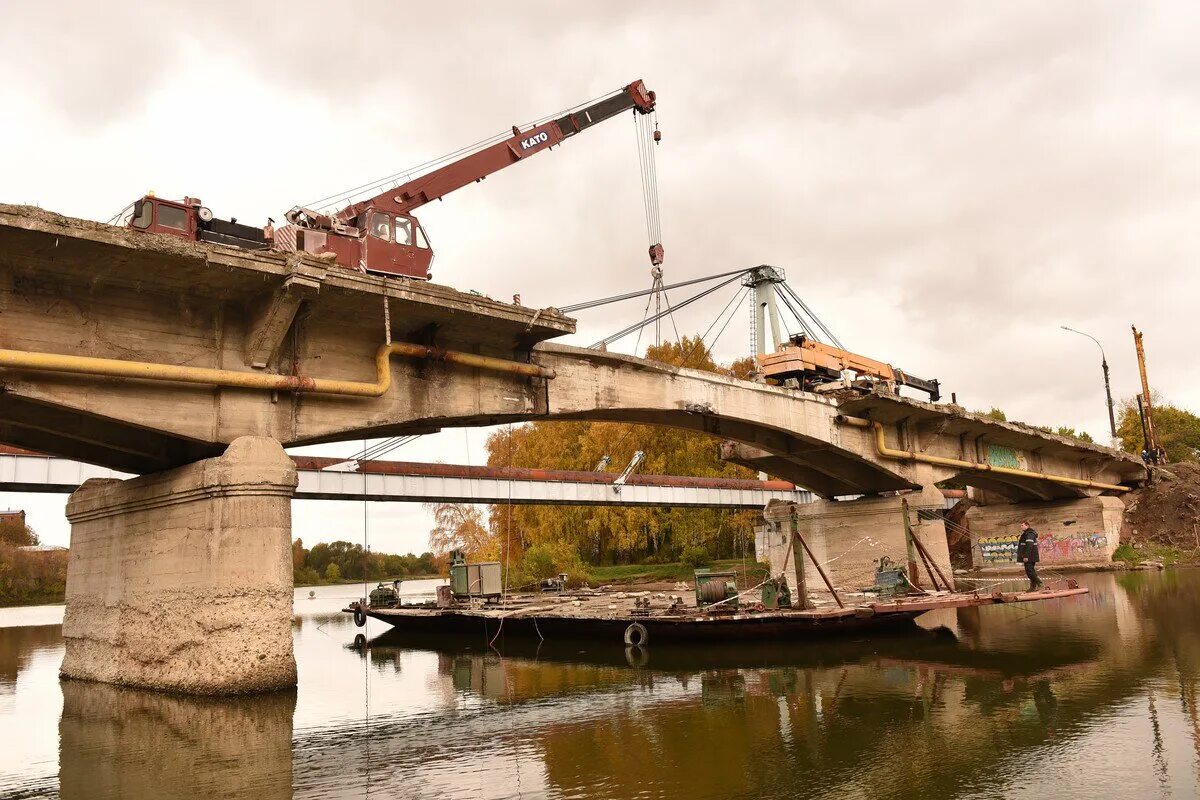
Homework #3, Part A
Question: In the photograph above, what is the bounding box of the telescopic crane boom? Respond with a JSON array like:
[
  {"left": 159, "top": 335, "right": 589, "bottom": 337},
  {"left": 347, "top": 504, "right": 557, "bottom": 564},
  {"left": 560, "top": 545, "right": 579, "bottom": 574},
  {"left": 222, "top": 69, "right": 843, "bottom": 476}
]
[
  {"left": 337, "top": 82, "right": 655, "bottom": 221},
  {"left": 282, "top": 80, "right": 659, "bottom": 278},
  {"left": 124, "top": 80, "right": 660, "bottom": 281}
]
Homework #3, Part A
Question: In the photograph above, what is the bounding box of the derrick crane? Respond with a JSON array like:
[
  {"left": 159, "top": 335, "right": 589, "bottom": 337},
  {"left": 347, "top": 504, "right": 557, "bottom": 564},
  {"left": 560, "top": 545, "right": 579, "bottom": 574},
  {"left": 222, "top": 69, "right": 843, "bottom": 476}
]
[{"left": 123, "top": 80, "right": 660, "bottom": 280}]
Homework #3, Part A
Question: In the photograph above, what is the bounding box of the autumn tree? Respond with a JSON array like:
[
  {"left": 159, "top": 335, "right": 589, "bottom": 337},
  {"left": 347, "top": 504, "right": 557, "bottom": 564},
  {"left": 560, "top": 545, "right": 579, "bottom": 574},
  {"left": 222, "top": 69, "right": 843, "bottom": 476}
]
[
  {"left": 0, "top": 519, "right": 37, "bottom": 547},
  {"left": 1116, "top": 392, "right": 1200, "bottom": 463},
  {"left": 426, "top": 502, "right": 498, "bottom": 560},
  {"left": 485, "top": 335, "right": 759, "bottom": 566}
]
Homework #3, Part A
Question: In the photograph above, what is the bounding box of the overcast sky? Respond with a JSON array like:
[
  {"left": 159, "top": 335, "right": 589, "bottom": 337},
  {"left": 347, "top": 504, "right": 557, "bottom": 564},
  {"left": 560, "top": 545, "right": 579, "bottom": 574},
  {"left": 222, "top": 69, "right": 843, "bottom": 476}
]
[{"left": 2, "top": 1, "right": 1197, "bottom": 553}]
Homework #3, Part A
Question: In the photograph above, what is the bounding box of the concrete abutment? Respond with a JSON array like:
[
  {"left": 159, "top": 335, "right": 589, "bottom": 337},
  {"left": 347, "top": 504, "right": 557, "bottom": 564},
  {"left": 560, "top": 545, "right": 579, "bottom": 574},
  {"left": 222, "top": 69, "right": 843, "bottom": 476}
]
[
  {"left": 965, "top": 496, "right": 1124, "bottom": 569},
  {"left": 60, "top": 436, "right": 298, "bottom": 695}
]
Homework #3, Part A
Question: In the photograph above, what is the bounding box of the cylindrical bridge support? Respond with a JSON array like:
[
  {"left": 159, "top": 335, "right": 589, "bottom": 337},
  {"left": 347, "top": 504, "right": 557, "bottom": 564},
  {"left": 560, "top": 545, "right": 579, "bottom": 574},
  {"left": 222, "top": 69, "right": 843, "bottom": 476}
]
[{"left": 60, "top": 437, "right": 299, "bottom": 695}]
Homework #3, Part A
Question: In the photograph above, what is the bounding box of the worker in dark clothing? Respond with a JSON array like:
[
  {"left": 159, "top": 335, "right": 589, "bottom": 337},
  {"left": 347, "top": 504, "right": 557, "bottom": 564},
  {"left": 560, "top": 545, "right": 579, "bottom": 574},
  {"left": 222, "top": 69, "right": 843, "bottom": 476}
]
[{"left": 1016, "top": 521, "right": 1042, "bottom": 591}]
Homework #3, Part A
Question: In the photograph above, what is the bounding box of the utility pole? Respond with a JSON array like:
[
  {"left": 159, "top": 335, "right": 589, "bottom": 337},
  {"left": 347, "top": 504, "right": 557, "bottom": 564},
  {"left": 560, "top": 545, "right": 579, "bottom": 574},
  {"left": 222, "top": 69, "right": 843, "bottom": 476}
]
[
  {"left": 1132, "top": 326, "right": 1158, "bottom": 455},
  {"left": 1060, "top": 326, "right": 1117, "bottom": 443}
]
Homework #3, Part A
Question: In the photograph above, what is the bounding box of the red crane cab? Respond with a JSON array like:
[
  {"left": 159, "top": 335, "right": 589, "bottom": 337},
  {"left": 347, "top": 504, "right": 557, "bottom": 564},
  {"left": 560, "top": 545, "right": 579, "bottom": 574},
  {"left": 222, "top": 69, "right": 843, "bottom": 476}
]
[
  {"left": 275, "top": 205, "right": 434, "bottom": 279},
  {"left": 356, "top": 208, "right": 434, "bottom": 278},
  {"left": 127, "top": 195, "right": 270, "bottom": 251}
]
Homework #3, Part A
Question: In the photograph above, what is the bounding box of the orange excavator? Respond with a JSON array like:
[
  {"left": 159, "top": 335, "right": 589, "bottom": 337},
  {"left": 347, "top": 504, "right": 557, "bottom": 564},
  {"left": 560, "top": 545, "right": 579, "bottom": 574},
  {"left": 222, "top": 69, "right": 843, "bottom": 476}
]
[
  {"left": 124, "top": 80, "right": 660, "bottom": 280},
  {"left": 759, "top": 334, "right": 942, "bottom": 402}
]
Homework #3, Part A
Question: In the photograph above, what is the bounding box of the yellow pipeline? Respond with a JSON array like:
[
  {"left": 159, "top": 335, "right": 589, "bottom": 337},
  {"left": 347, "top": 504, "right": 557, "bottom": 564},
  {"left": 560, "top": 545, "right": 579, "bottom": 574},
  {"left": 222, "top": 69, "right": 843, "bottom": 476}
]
[
  {"left": 836, "top": 415, "right": 1128, "bottom": 493},
  {"left": 0, "top": 342, "right": 554, "bottom": 398}
]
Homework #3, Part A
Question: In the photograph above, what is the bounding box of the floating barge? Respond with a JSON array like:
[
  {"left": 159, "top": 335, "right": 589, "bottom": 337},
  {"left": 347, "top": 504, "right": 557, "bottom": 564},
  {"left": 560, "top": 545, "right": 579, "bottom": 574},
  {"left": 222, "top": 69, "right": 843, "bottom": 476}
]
[{"left": 345, "top": 582, "right": 1089, "bottom": 645}]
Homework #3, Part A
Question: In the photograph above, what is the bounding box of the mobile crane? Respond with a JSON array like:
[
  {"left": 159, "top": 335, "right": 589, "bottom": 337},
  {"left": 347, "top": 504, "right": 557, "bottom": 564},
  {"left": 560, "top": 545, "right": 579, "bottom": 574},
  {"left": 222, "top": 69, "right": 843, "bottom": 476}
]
[{"left": 124, "top": 80, "right": 660, "bottom": 280}]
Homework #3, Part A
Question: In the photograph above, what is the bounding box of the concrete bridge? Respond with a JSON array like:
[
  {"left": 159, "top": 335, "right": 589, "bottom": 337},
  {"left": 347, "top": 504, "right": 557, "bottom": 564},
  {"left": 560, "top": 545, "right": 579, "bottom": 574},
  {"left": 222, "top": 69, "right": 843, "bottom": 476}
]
[{"left": 0, "top": 204, "right": 1144, "bottom": 694}]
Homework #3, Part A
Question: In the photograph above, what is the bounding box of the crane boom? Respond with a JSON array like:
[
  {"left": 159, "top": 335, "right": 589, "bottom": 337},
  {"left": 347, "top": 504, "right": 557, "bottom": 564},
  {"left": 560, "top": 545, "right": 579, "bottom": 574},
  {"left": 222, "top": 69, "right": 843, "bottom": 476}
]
[
  {"left": 127, "top": 80, "right": 660, "bottom": 281},
  {"left": 337, "top": 81, "right": 655, "bottom": 222}
]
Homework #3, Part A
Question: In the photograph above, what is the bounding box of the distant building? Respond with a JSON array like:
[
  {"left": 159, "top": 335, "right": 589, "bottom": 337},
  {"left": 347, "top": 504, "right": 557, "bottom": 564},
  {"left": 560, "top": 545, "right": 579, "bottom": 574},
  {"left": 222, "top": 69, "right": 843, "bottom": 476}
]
[{"left": 0, "top": 510, "right": 26, "bottom": 527}]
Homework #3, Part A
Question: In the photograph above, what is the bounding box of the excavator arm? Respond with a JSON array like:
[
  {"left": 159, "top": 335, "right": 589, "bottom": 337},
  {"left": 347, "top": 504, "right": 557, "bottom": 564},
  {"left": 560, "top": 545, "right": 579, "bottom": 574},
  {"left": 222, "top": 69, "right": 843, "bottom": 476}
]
[{"left": 336, "top": 80, "right": 656, "bottom": 222}]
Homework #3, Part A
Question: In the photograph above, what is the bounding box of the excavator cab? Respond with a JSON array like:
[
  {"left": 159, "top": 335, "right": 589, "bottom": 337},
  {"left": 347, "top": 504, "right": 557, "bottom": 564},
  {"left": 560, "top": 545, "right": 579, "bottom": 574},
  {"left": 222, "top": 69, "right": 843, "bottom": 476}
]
[{"left": 359, "top": 207, "right": 433, "bottom": 278}]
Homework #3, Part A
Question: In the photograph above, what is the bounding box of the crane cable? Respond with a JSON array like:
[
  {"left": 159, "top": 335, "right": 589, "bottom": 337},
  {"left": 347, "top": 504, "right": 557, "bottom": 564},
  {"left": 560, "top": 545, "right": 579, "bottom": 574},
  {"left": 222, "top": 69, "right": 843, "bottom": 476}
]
[
  {"left": 346, "top": 435, "right": 421, "bottom": 463},
  {"left": 634, "top": 111, "right": 663, "bottom": 255},
  {"left": 589, "top": 272, "right": 745, "bottom": 349},
  {"left": 559, "top": 268, "right": 750, "bottom": 313},
  {"left": 779, "top": 281, "right": 844, "bottom": 349}
]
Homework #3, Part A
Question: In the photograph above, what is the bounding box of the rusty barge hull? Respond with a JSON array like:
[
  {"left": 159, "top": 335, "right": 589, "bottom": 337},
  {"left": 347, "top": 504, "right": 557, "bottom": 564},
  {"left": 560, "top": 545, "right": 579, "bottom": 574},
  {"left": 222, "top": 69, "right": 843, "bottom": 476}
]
[
  {"left": 354, "top": 587, "right": 1090, "bottom": 643},
  {"left": 364, "top": 607, "right": 922, "bottom": 640}
]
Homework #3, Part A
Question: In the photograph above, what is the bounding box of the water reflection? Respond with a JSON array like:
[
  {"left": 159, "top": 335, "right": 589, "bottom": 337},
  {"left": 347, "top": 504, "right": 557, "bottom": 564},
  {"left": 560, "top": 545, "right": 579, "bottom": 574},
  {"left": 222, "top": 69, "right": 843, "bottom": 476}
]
[
  {"left": 0, "top": 574, "right": 1196, "bottom": 799},
  {"left": 59, "top": 682, "right": 295, "bottom": 800}
]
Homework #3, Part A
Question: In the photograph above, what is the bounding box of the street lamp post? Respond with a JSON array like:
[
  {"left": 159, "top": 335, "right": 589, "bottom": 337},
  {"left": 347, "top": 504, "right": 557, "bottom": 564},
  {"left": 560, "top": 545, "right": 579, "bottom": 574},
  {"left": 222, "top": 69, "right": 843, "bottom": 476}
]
[{"left": 1061, "top": 325, "right": 1118, "bottom": 443}]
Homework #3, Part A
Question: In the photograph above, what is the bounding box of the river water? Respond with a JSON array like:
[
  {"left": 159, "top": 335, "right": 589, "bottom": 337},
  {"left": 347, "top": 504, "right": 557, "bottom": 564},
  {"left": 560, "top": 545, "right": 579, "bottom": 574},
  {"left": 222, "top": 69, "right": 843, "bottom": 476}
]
[{"left": 1, "top": 570, "right": 1198, "bottom": 799}]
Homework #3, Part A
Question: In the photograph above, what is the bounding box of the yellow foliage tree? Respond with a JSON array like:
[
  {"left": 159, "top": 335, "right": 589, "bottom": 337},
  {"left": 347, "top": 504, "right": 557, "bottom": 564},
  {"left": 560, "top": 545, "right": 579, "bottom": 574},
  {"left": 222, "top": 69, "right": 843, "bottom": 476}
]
[
  {"left": 487, "top": 336, "right": 760, "bottom": 565},
  {"left": 426, "top": 502, "right": 499, "bottom": 560}
]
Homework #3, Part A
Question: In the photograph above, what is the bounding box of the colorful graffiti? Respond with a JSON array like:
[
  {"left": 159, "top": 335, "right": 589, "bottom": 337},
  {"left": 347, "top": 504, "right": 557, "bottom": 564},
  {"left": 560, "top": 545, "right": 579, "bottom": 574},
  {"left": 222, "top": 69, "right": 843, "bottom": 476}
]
[
  {"left": 985, "top": 445, "right": 1023, "bottom": 470},
  {"left": 978, "top": 535, "right": 1020, "bottom": 563},
  {"left": 977, "top": 532, "right": 1109, "bottom": 564}
]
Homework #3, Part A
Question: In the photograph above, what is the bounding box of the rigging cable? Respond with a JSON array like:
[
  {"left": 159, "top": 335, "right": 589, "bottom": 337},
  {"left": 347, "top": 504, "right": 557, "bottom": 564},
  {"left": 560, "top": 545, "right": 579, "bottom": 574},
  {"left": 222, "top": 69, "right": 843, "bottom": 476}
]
[
  {"left": 779, "top": 281, "right": 844, "bottom": 349},
  {"left": 559, "top": 268, "right": 750, "bottom": 313},
  {"left": 631, "top": 275, "right": 658, "bottom": 357},
  {"left": 676, "top": 285, "right": 749, "bottom": 368},
  {"left": 343, "top": 435, "right": 421, "bottom": 464},
  {"left": 589, "top": 272, "right": 746, "bottom": 349},
  {"left": 773, "top": 288, "right": 816, "bottom": 340},
  {"left": 658, "top": 287, "right": 684, "bottom": 350}
]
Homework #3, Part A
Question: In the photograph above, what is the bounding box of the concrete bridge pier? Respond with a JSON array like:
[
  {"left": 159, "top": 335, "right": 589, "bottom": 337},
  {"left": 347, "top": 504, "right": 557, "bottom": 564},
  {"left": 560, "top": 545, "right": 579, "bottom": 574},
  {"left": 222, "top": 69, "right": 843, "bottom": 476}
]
[
  {"left": 764, "top": 486, "right": 954, "bottom": 603},
  {"left": 60, "top": 436, "right": 298, "bottom": 695},
  {"left": 964, "top": 496, "right": 1124, "bottom": 569}
]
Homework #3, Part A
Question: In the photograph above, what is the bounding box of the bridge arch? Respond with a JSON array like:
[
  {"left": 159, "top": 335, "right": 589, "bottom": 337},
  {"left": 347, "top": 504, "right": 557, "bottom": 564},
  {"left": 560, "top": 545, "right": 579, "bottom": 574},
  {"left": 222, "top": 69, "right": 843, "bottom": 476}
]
[{"left": 300, "top": 344, "right": 919, "bottom": 498}]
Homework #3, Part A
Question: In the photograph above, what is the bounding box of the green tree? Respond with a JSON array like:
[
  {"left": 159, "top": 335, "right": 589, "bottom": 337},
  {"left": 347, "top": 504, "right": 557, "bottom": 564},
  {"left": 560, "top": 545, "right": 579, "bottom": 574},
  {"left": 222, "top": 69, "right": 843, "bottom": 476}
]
[
  {"left": 1116, "top": 392, "right": 1200, "bottom": 462},
  {"left": 324, "top": 562, "right": 341, "bottom": 582},
  {"left": 1054, "top": 426, "right": 1095, "bottom": 443}
]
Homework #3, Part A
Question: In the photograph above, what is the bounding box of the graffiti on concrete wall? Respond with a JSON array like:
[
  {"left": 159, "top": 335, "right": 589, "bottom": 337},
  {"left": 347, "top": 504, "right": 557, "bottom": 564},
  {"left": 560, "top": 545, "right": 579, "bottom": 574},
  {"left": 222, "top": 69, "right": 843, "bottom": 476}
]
[
  {"left": 978, "top": 535, "right": 1020, "bottom": 563},
  {"left": 985, "top": 444, "right": 1028, "bottom": 471},
  {"left": 977, "top": 532, "right": 1109, "bottom": 563},
  {"left": 1039, "top": 532, "right": 1109, "bottom": 561}
]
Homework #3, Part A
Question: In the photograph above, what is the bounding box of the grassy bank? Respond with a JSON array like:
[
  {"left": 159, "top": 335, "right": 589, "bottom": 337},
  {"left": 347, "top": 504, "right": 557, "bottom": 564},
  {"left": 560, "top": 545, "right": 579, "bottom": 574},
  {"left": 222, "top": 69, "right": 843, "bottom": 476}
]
[{"left": 1112, "top": 543, "right": 1200, "bottom": 568}]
